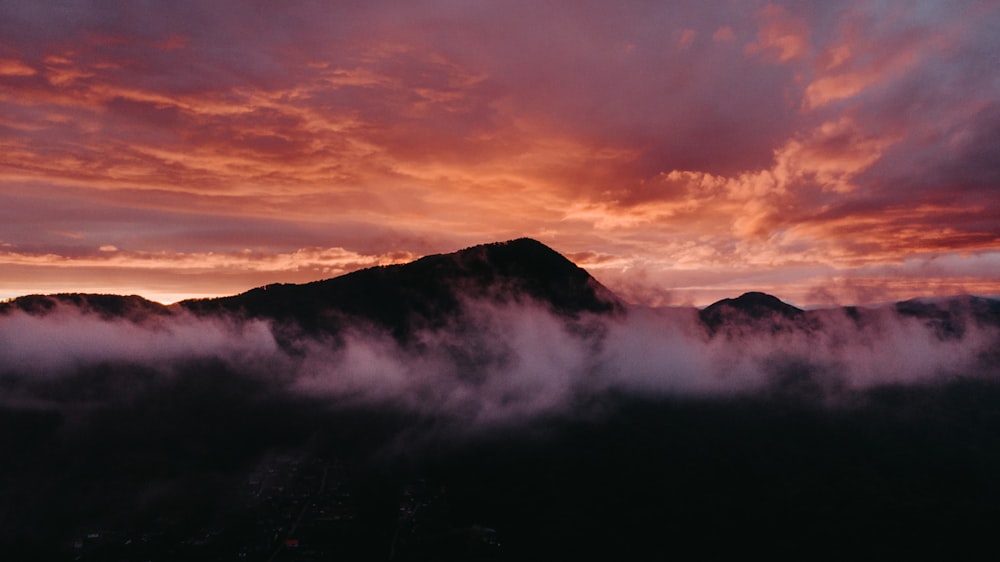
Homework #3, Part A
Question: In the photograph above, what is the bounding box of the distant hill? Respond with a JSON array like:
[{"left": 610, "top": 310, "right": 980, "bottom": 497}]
[
  {"left": 699, "top": 291, "right": 808, "bottom": 334},
  {"left": 3, "top": 241, "right": 997, "bottom": 341},
  {"left": 178, "top": 238, "right": 624, "bottom": 338},
  {"left": 699, "top": 291, "right": 1000, "bottom": 338},
  {"left": 893, "top": 295, "right": 1000, "bottom": 338}
]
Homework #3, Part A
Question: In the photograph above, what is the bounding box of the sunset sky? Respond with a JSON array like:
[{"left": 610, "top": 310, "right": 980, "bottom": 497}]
[{"left": 2, "top": 1, "right": 998, "bottom": 306}]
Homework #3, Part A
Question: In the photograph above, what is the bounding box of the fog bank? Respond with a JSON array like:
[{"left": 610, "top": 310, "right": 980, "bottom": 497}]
[{"left": 2, "top": 297, "right": 997, "bottom": 425}]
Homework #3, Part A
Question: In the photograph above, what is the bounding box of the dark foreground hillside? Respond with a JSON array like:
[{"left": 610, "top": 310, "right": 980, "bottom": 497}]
[
  {"left": 4, "top": 373, "right": 1000, "bottom": 560},
  {"left": 2, "top": 239, "right": 999, "bottom": 560}
]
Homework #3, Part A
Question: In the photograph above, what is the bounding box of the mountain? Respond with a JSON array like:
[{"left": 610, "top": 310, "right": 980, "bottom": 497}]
[
  {"left": 0, "top": 293, "right": 169, "bottom": 322},
  {"left": 893, "top": 294, "right": 1000, "bottom": 337},
  {"left": 5, "top": 241, "right": 996, "bottom": 343},
  {"left": 178, "top": 238, "right": 624, "bottom": 338},
  {"left": 699, "top": 291, "right": 807, "bottom": 333},
  {"left": 3, "top": 240, "right": 995, "bottom": 343}
]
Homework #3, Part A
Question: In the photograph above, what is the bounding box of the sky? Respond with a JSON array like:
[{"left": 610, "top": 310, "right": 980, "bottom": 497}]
[{"left": 1, "top": 0, "right": 998, "bottom": 307}]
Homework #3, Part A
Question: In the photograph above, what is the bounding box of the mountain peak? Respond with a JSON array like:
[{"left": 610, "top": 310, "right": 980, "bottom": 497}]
[
  {"left": 699, "top": 291, "right": 804, "bottom": 332},
  {"left": 729, "top": 291, "right": 800, "bottom": 310},
  {"left": 180, "top": 238, "right": 622, "bottom": 338}
]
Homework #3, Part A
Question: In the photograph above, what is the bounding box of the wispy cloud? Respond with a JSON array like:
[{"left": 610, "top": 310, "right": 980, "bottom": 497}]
[{"left": 2, "top": 293, "right": 997, "bottom": 423}]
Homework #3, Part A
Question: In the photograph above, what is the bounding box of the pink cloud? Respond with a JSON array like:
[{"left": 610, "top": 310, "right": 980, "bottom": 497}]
[
  {"left": 712, "top": 26, "right": 735, "bottom": 43},
  {"left": 745, "top": 3, "right": 810, "bottom": 63},
  {"left": 0, "top": 58, "right": 37, "bottom": 76}
]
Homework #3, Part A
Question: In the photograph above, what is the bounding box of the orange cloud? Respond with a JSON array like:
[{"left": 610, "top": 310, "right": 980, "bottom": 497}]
[
  {"left": 0, "top": 58, "right": 36, "bottom": 76},
  {"left": 1, "top": 1, "right": 997, "bottom": 307},
  {"left": 0, "top": 246, "right": 416, "bottom": 303},
  {"left": 745, "top": 4, "right": 810, "bottom": 63}
]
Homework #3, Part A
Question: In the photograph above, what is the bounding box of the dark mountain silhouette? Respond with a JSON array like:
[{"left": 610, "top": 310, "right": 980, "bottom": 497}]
[
  {"left": 894, "top": 294, "right": 1000, "bottom": 338},
  {"left": 698, "top": 292, "right": 1000, "bottom": 340},
  {"left": 3, "top": 243, "right": 996, "bottom": 345},
  {"left": 0, "top": 293, "right": 170, "bottom": 322},
  {"left": 4, "top": 243, "right": 996, "bottom": 345},
  {"left": 699, "top": 291, "right": 807, "bottom": 333},
  {"left": 178, "top": 238, "right": 623, "bottom": 338}
]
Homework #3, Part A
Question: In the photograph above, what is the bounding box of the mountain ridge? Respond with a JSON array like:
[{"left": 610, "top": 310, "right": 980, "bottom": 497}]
[
  {"left": 699, "top": 291, "right": 808, "bottom": 333},
  {"left": 176, "top": 238, "right": 623, "bottom": 338},
  {"left": 3, "top": 239, "right": 998, "bottom": 337}
]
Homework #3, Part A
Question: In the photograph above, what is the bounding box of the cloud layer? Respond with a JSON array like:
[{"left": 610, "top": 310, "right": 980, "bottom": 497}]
[
  {"left": 3, "top": 295, "right": 997, "bottom": 427},
  {"left": 1, "top": 1, "right": 998, "bottom": 304}
]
